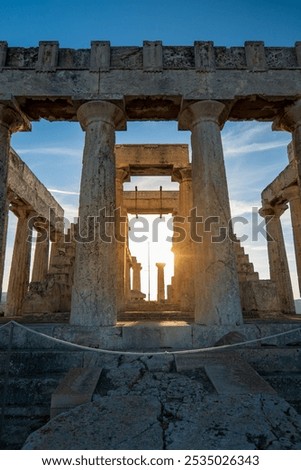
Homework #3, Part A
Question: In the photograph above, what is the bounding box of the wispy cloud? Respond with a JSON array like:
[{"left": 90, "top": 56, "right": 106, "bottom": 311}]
[
  {"left": 48, "top": 188, "right": 80, "bottom": 196},
  {"left": 15, "top": 147, "right": 82, "bottom": 158}
]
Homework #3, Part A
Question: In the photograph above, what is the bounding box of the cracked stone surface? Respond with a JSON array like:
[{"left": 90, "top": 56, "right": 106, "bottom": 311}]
[{"left": 23, "top": 356, "right": 301, "bottom": 450}]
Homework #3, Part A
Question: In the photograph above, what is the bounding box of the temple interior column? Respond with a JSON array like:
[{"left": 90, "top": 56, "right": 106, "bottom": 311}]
[
  {"left": 125, "top": 249, "right": 132, "bottom": 302},
  {"left": 283, "top": 185, "right": 301, "bottom": 297},
  {"left": 260, "top": 204, "right": 295, "bottom": 314},
  {"left": 0, "top": 102, "right": 30, "bottom": 301},
  {"left": 132, "top": 257, "right": 142, "bottom": 292},
  {"left": 172, "top": 166, "right": 194, "bottom": 312},
  {"left": 5, "top": 204, "right": 33, "bottom": 316},
  {"left": 31, "top": 223, "right": 50, "bottom": 283},
  {"left": 115, "top": 168, "right": 129, "bottom": 313},
  {"left": 156, "top": 262, "right": 166, "bottom": 302},
  {"left": 70, "top": 100, "right": 125, "bottom": 327},
  {"left": 179, "top": 100, "right": 242, "bottom": 325}
]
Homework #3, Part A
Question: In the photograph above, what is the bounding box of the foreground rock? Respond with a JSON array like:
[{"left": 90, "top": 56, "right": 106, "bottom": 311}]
[{"left": 23, "top": 356, "right": 301, "bottom": 450}]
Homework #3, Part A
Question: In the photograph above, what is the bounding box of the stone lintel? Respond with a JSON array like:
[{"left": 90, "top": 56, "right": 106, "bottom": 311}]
[
  {"left": 8, "top": 149, "right": 64, "bottom": 231},
  {"left": 143, "top": 41, "right": 163, "bottom": 72},
  {"left": 36, "top": 41, "right": 59, "bottom": 72},
  {"left": 273, "top": 99, "right": 301, "bottom": 131},
  {"left": 115, "top": 144, "right": 189, "bottom": 172},
  {"left": 194, "top": 41, "right": 215, "bottom": 72},
  {"left": 245, "top": 41, "right": 267, "bottom": 71},
  {"left": 90, "top": 41, "right": 111, "bottom": 72},
  {"left": 124, "top": 190, "right": 179, "bottom": 214},
  {"left": 261, "top": 162, "right": 297, "bottom": 205}
]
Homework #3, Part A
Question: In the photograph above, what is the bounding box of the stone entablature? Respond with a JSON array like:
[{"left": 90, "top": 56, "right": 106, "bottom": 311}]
[
  {"left": 1, "top": 41, "right": 300, "bottom": 71},
  {"left": 0, "top": 42, "right": 300, "bottom": 122}
]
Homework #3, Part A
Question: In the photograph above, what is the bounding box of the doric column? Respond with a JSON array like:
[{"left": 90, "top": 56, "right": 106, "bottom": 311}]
[
  {"left": 274, "top": 100, "right": 301, "bottom": 186},
  {"left": 31, "top": 222, "right": 50, "bottom": 282},
  {"left": 0, "top": 102, "right": 30, "bottom": 301},
  {"left": 282, "top": 185, "right": 301, "bottom": 297},
  {"left": 70, "top": 101, "right": 125, "bottom": 327},
  {"left": 178, "top": 100, "right": 242, "bottom": 325},
  {"left": 259, "top": 204, "right": 295, "bottom": 314},
  {"left": 125, "top": 250, "right": 132, "bottom": 301},
  {"left": 115, "top": 168, "right": 129, "bottom": 313},
  {"left": 132, "top": 257, "right": 142, "bottom": 292},
  {"left": 156, "top": 262, "right": 166, "bottom": 302},
  {"left": 172, "top": 166, "right": 194, "bottom": 311},
  {"left": 5, "top": 205, "right": 33, "bottom": 316}
]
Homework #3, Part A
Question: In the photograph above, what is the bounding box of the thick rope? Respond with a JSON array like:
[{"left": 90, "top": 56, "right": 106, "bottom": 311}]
[{"left": 0, "top": 320, "right": 300, "bottom": 356}]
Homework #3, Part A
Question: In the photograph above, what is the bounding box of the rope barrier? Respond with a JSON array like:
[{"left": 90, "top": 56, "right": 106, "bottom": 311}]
[{"left": 0, "top": 320, "right": 300, "bottom": 357}]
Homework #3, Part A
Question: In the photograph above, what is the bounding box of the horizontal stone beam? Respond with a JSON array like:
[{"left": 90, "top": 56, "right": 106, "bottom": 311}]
[
  {"left": 124, "top": 190, "right": 178, "bottom": 214},
  {"left": 261, "top": 161, "right": 297, "bottom": 204},
  {"left": 0, "top": 42, "right": 300, "bottom": 121},
  {"left": 8, "top": 149, "right": 64, "bottom": 231},
  {"left": 116, "top": 144, "right": 189, "bottom": 175}
]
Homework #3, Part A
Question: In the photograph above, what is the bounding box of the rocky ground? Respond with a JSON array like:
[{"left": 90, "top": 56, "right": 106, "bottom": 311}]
[{"left": 23, "top": 353, "right": 301, "bottom": 450}]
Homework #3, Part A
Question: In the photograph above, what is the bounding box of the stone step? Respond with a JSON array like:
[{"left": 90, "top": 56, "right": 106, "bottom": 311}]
[
  {"left": 239, "top": 347, "right": 301, "bottom": 373},
  {"left": 119, "top": 311, "right": 194, "bottom": 321},
  {"left": 175, "top": 351, "right": 276, "bottom": 395},
  {"left": 51, "top": 367, "right": 102, "bottom": 418},
  {"left": 0, "top": 374, "right": 62, "bottom": 406}
]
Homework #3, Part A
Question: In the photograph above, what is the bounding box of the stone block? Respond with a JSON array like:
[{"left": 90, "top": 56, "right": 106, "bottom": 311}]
[
  {"left": 143, "top": 41, "right": 163, "bottom": 71},
  {"left": 90, "top": 41, "right": 110, "bottom": 72},
  {"left": 240, "top": 279, "right": 281, "bottom": 315},
  {"left": 194, "top": 41, "right": 215, "bottom": 71},
  {"left": 50, "top": 367, "right": 102, "bottom": 418},
  {"left": 245, "top": 41, "right": 267, "bottom": 71},
  {"left": 295, "top": 42, "right": 301, "bottom": 67},
  {"left": 0, "top": 41, "right": 8, "bottom": 69},
  {"left": 36, "top": 41, "right": 59, "bottom": 72}
]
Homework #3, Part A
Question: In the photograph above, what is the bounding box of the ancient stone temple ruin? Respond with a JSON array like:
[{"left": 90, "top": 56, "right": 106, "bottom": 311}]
[{"left": 1, "top": 40, "right": 301, "bottom": 450}]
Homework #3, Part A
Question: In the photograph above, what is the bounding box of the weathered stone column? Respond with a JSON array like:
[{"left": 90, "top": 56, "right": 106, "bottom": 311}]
[
  {"left": 115, "top": 168, "right": 129, "bottom": 313},
  {"left": 5, "top": 205, "right": 33, "bottom": 316},
  {"left": 274, "top": 100, "right": 301, "bottom": 186},
  {"left": 179, "top": 100, "right": 242, "bottom": 325},
  {"left": 31, "top": 225, "right": 50, "bottom": 282},
  {"left": 283, "top": 185, "right": 301, "bottom": 296},
  {"left": 259, "top": 204, "right": 295, "bottom": 314},
  {"left": 70, "top": 101, "right": 125, "bottom": 327},
  {"left": 125, "top": 250, "right": 132, "bottom": 301},
  {"left": 156, "top": 262, "right": 166, "bottom": 302},
  {"left": 172, "top": 166, "right": 194, "bottom": 311},
  {"left": 132, "top": 257, "right": 142, "bottom": 292},
  {"left": 0, "top": 102, "right": 30, "bottom": 301}
]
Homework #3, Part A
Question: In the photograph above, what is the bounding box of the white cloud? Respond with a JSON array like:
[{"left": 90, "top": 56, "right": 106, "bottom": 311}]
[
  {"left": 48, "top": 188, "right": 80, "bottom": 196},
  {"left": 15, "top": 147, "right": 82, "bottom": 158}
]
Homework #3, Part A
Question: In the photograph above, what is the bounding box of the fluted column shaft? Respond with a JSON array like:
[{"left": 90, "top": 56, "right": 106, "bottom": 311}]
[
  {"left": 70, "top": 101, "right": 125, "bottom": 327},
  {"left": 31, "top": 226, "right": 50, "bottom": 282},
  {"left": 0, "top": 103, "right": 30, "bottom": 301},
  {"left": 156, "top": 262, "right": 166, "bottom": 302},
  {"left": 132, "top": 257, "right": 142, "bottom": 292},
  {"left": 6, "top": 206, "right": 33, "bottom": 316},
  {"left": 260, "top": 205, "right": 295, "bottom": 314},
  {"left": 283, "top": 185, "right": 301, "bottom": 296},
  {"left": 115, "top": 168, "right": 128, "bottom": 313},
  {"left": 179, "top": 100, "right": 242, "bottom": 325}
]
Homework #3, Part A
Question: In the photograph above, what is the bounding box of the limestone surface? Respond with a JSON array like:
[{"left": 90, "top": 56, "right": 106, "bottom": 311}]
[{"left": 23, "top": 355, "right": 301, "bottom": 450}]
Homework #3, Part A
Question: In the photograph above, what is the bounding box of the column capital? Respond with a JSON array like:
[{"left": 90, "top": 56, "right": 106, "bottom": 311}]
[
  {"left": 156, "top": 262, "right": 166, "bottom": 269},
  {"left": 259, "top": 203, "right": 288, "bottom": 218},
  {"left": 172, "top": 166, "right": 192, "bottom": 183},
  {"left": 273, "top": 99, "right": 301, "bottom": 132},
  {"left": 115, "top": 167, "right": 130, "bottom": 183},
  {"left": 178, "top": 100, "right": 228, "bottom": 131},
  {"left": 0, "top": 101, "right": 31, "bottom": 133},
  {"left": 77, "top": 100, "right": 126, "bottom": 131}
]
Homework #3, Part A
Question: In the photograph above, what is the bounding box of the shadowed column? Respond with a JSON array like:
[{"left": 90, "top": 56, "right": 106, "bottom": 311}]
[
  {"left": 0, "top": 102, "right": 30, "bottom": 301},
  {"left": 156, "top": 262, "right": 166, "bottom": 302},
  {"left": 70, "top": 101, "right": 125, "bottom": 327},
  {"left": 179, "top": 100, "right": 242, "bottom": 325}
]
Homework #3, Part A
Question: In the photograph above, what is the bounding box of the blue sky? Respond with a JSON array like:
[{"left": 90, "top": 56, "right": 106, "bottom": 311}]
[{"left": 1, "top": 0, "right": 301, "bottom": 299}]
